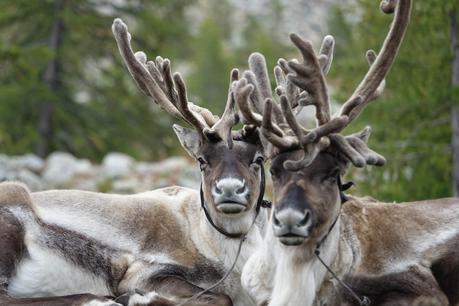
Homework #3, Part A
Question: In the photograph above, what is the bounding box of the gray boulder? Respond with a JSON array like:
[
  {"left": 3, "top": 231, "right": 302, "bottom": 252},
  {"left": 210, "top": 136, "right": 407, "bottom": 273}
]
[
  {"left": 102, "top": 152, "right": 135, "bottom": 178},
  {"left": 43, "top": 152, "right": 92, "bottom": 186}
]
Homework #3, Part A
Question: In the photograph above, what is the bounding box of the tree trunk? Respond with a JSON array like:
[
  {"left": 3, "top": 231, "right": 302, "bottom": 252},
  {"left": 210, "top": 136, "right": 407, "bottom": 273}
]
[
  {"left": 450, "top": 9, "right": 459, "bottom": 196},
  {"left": 36, "top": 0, "right": 65, "bottom": 158}
]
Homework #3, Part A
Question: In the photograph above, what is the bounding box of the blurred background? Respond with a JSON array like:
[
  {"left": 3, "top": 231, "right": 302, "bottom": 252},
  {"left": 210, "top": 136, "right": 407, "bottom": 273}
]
[{"left": 0, "top": 0, "right": 456, "bottom": 202}]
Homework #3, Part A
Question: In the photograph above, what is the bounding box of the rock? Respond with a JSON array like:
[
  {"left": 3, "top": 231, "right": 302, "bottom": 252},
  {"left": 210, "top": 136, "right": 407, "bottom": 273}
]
[
  {"left": 112, "top": 178, "right": 138, "bottom": 194},
  {"left": 177, "top": 167, "right": 201, "bottom": 189},
  {"left": 9, "top": 154, "right": 44, "bottom": 173},
  {"left": 43, "top": 152, "right": 93, "bottom": 186},
  {"left": 0, "top": 155, "right": 8, "bottom": 181},
  {"left": 135, "top": 157, "right": 190, "bottom": 176},
  {"left": 6, "top": 169, "right": 44, "bottom": 191},
  {"left": 0, "top": 151, "right": 199, "bottom": 194},
  {"left": 70, "top": 177, "right": 98, "bottom": 192},
  {"left": 155, "top": 157, "right": 190, "bottom": 173},
  {"left": 102, "top": 152, "right": 135, "bottom": 178}
]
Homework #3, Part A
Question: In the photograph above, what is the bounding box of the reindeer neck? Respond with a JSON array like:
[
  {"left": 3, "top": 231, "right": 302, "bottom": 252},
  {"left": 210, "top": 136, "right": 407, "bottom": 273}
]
[
  {"left": 314, "top": 216, "right": 362, "bottom": 306},
  {"left": 196, "top": 208, "right": 262, "bottom": 271},
  {"left": 269, "top": 217, "right": 342, "bottom": 306}
]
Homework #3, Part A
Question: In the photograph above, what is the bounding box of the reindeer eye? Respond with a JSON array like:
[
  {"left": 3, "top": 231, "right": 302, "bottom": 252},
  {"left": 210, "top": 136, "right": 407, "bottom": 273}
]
[
  {"left": 254, "top": 156, "right": 264, "bottom": 165},
  {"left": 197, "top": 157, "right": 207, "bottom": 171},
  {"left": 251, "top": 153, "right": 264, "bottom": 166},
  {"left": 322, "top": 168, "right": 339, "bottom": 184}
]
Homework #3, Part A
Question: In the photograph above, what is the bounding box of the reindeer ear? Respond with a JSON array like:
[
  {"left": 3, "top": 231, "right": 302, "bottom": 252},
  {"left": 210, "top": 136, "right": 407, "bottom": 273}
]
[{"left": 173, "top": 124, "right": 201, "bottom": 159}]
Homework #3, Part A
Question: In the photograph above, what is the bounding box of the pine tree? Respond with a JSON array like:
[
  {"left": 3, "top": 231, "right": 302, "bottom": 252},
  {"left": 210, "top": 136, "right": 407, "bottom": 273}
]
[{"left": 0, "top": 0, "right": 194, "bottom": 160}]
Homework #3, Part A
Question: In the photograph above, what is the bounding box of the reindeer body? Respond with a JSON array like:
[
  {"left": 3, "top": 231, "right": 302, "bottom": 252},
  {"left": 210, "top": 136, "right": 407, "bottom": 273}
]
[
  {"left": 1, "top": 183, "right": 260, "bottom": 305},
  {"left": 243, "top": 196, "right": 459, "bottom": 306}
]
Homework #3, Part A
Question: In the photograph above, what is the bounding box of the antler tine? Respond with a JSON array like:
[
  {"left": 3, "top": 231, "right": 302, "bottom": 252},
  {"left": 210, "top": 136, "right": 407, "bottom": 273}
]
[
  {"left": 274, "top": 35, "right": 334, "bottom": 116},
  {"left": 274, "top": 61, "right": 302, "bottom": 111},
  {"left": 287, "top": 33, "right": 331, "bottom": 125},
  {"left": 242, "top": 70, "right": 265, "bottom": 115},
  {"left": 172, "top": 73, "right": 209, "bottom": 134},
  {"left": 280, "top": 94, "right": 352, "bottom": 171},
  {"left": 329, "top": 126, "right": 386, "bottom": 167},
  {"left": 261, "top": 99, "right": 298, "bottom": 151},
  {"left": 203, "top": 69, "right": 240, "bottom": 148},
  {"left": 365, "top": 50, "right": 386, "bottom": 102},
  {"left": 284, "top": 138, "right": 330, "bottom": 171},
  {"left": 113, "top": 18, "right": 219, "bottom": 137},
  {"left": 234, "top": 78, "right": 260, "bottom": 123},
  {"left": 112, "top": 19, "right": 183, "bottom": 119},
  {"left": 347, "top": 126, "right": 386, "bottom": 166},
  {"left": 279, "top": 95, "right": 305, "bottom": 140},
  {"left": 248, "top": 53, "right": 273, "bottom": 107},
  {"left": 248, "top": 53, "right": 285, "bottom": 124},
  {"left": 318, "top": 35, "right": 335, "bottom": 75},
  {"left": 149, "top": 55, "right": 218, "bottom": 128},
  {"left": 338, "top": 0, "right": 411, "bottom": 122}
]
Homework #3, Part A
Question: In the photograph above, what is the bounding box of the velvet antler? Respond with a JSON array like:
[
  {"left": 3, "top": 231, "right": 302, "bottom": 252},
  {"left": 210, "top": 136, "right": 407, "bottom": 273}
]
[
  {"left": 237, "top": 0, "right": 411, "bottom": 170},
  {"left": 112, "top": 18, "right": 240, "bottom": 147}
]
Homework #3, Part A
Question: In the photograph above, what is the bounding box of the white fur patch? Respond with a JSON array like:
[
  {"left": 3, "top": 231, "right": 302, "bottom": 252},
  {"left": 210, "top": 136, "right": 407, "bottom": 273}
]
[
  {"left": 8, "top": 242, "right": 110, "bottom": 298},
  {"left": 244, "top": 218, "right": 341, "bottom": 306},
  {"left": 127, "top": 291, "right": 160, "bottom": 306},
  {"left": 34, "top": 205, "right": 140, "bottom": 254},
  {"left": 83, "top": 300, "right": 122, "bottom": 306},
  {"left": 241, "top": 242, "right": 275, "bottom": 305}
]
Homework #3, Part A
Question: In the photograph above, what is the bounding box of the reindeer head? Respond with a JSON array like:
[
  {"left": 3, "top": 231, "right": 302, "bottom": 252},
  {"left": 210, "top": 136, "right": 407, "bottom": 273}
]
[
  {"left": 238, "top": 0, "right": 411, "bottom": 247},
  {"left": 112, "top": 19, "right": 265, "bottom": 233}
]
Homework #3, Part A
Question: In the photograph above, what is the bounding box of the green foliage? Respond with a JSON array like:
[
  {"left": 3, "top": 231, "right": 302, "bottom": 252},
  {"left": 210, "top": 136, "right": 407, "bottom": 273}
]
[
  {"left": 0, "top": 0, "right": 195, "bottom": 160},
  {"left": 0, "top": 0, "right": 291, "bottom": 161},
  {"left": 328, "top": 0, "right": 455, "bottom": 201},
  {"left": 188, "top": 17, "right": 231, "bottom": 114}
]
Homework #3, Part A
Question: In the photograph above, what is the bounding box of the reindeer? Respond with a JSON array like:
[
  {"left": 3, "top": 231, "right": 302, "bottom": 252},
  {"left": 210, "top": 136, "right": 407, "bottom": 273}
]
[
  {"left": 0, "top": 19, "right": 269, "bottom": 306},
  {"left": 239, "top": 0, "right": 459, "bottom": 305}
]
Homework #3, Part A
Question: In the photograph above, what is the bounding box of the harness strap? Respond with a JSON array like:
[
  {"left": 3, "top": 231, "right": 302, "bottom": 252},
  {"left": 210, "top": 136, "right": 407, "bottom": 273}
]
[
  {"left": 315, "top": 250, "right": 371, "bottom": 306},
  {"left": 313, "top": 176, "right": 370, "bottom": 306},
  {"left": 200, "top": 165, "right": 269, "bottom": 239}
]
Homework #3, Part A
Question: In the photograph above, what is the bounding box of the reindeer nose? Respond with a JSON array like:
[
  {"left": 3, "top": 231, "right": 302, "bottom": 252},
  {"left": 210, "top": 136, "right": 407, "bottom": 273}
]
[
  {"left": 213, "top": 178, "right": 246, "bottom": 198},
  {"left": 272, "top": 208, "right": 312, "bottom": 238},
  {"left": 212, "top": 178, "right": 249, "bottom": 214}
]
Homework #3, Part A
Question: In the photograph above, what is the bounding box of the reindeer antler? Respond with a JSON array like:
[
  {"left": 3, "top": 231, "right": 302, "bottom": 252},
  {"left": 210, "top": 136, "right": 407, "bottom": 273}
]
[
  {"left": 337, "top": 0, "right": 410, "bottom": 121},
  {"left": 112, "top": 18, "right": 239, "bottom": 147},
  {"left": 239, "top": 0, "right": 411, "bottom": 170},
  {"left": 236, "top": 33, "right": 344, "bottom": 160}
]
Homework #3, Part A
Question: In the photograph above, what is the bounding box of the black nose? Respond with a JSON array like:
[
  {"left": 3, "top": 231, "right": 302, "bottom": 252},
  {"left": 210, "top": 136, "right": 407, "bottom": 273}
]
[{"left": 272, "top": 208, "right": 312, "bottom": 237}]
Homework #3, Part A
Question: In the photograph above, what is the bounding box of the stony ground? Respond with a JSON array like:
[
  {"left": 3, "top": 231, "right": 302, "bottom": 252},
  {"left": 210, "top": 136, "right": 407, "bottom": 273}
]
[{"left": 0, "top": 152, "right": 201, "bottom": 193}]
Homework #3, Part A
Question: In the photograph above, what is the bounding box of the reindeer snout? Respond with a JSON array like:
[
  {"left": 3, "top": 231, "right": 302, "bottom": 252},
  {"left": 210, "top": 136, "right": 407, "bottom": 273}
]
[
  {"left": 273, "top": 208, "right": 312, "bottom": 244},
  {"left": 212, "top": 178, "right": 249, "bottom": 214}
]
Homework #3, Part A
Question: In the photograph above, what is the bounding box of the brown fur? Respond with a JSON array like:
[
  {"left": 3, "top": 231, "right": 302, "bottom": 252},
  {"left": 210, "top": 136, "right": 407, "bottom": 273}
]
[
  {"left": 430, "top": 235, "right": 459, "bottom": 305},
  {"left": 342, "top": 265, "right": 448, "bottom": 306},
  {"left": 200, "top": 140, "right": 261, "bottom": 215},
  {"left": 265, "top": 148, "right": 459, "bottom": 305},
  {"left": 0, "top": 182, "right": 32, "bottom": 208},
  {"left": 0, "top": 184, "right": 234, "bottom": 305},
  {"left": 0, "top": 292, "right": 115, "bottom": 306},
  {"left": 161, "top": 186, "right": 183, "bottom": 197},
  {"left": 270, "top": 150, "right": 342, "bottom": 250}
]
